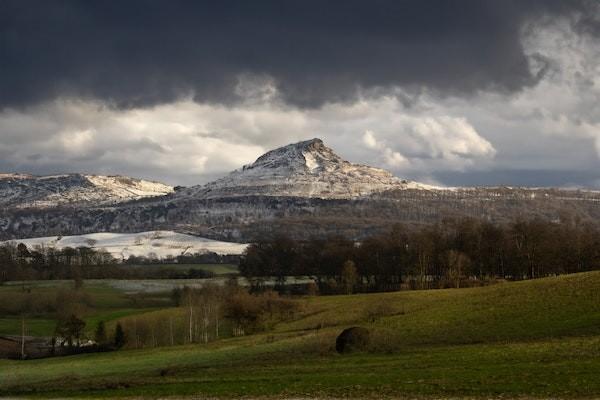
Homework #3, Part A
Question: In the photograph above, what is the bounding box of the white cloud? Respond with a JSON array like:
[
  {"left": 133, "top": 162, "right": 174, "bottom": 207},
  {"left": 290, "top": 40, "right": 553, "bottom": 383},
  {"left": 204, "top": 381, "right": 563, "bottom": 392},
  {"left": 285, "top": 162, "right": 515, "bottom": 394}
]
[
  {"left": 362, "top": 130, "right": 409, "bottom": 168},
  {"left": 362, "top": 130, "right": 378, "bottom": 149},
  {"left": 0, "top": 95, "right": 497, "bottom": 185},
  {"left": 407, "top": 116, "right": 496, "bottom": 161},
  {"left": 383, "top": 148, "right": 409, "bottom": 168},
  {"left": 59, "top": 128, "right": 95, "bottom": 154},
  {"left": 0, "top": 100, "right": 268, "bottom": 185},
  {"left": 349, "top": 99, "right": 496, "bottom": 174}
]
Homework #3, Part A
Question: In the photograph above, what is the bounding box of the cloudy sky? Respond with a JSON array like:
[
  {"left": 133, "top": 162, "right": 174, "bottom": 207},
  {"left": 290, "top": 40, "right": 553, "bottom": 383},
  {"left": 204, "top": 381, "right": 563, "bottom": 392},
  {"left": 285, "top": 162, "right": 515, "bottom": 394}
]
[{"left": 1, "top": 0, "right": 599, "bottom": 187}]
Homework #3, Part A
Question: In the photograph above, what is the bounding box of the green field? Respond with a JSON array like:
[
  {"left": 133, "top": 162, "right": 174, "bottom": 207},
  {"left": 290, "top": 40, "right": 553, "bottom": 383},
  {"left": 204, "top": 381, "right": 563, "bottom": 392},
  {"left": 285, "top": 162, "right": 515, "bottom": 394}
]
[
  {"left": 1, "top": 271, "right": 600, "bottom": 398},
  {"left": 0, "top": 281, "right": 170, "bottom": 337}
]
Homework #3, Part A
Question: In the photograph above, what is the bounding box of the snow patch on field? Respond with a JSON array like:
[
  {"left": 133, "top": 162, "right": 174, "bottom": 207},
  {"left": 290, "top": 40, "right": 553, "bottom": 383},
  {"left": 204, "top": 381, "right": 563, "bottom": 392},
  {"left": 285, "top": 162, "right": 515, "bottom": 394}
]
[{"left": 8, "top": 230, "right": 248, "bottom": 260}]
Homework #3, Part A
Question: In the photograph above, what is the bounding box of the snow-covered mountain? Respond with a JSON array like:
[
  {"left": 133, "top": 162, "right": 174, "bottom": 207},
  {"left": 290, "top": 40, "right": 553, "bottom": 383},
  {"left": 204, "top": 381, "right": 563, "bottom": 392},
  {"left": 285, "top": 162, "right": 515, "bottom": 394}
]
[
  {"left": 181, "top": 138, "right": 439, "bottom": 200},
  {"left": 2, "top": 139, "right": 600, "bottom": 243},
  {"left": 0, "top": 173, "right": 173, "bottom": 208}
]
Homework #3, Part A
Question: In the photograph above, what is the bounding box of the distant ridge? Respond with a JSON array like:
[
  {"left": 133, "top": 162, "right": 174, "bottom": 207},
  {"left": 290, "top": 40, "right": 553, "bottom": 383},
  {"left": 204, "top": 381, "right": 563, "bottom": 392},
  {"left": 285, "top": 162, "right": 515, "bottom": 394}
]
[{"left": 0, "top": 173, "right": 173, "bottom": 208}]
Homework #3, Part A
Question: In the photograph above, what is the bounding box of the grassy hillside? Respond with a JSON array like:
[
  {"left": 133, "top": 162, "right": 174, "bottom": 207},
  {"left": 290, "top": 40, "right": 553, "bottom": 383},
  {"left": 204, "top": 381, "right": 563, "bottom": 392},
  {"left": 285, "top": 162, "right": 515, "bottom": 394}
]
[
  {"left": 279, "top": 271, "right": 600, "bottom": 346},
  {"left": 1, "top": 271, "right": 600, "bottom": 398}
]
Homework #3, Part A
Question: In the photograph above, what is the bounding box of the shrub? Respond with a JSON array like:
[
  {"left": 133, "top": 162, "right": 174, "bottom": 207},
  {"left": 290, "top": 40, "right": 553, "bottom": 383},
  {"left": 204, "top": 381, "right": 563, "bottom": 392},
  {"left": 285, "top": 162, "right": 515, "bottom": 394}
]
[
  {"left": 225, "top": 288, "right": 300, "bottom": 334},
  {"left": 335, "top": 326, "right": 370, "bottom": 354}
]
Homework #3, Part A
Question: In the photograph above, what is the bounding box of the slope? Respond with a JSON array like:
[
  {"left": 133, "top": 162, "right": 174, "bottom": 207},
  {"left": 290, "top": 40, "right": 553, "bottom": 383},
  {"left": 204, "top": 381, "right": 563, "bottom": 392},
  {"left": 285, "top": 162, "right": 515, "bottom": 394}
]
[
  {"left": 1, "top": 271, "right": 599, "bottom": 398},
  {"left": 0, "top": 173, "right": 173, "bottom": 208}
]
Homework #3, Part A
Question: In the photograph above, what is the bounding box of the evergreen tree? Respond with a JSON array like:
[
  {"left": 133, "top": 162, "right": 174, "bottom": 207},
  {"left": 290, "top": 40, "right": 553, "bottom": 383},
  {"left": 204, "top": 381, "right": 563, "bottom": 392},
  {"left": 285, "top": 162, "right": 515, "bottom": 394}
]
[
  {"left": 94, "top": 321, "right": 107, "bottom": 345},
  {"left": 114, "top": 322, "right": 126, "bottom": 348}
]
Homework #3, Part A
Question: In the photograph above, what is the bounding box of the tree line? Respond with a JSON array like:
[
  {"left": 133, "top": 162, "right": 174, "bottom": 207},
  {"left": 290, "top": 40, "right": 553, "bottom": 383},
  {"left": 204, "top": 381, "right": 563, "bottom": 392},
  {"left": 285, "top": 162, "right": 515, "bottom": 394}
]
[
  {"left": 0, "top": 243, "right": 115, "bottom": 282},
  {"left": 124, "top": 252, "right": 240, "bottom": 265},
  {"left": 240, "top": 217, "right": 600, "bottom": 293},
  {"left": 0, "top": 243, "right": 219, "bottom": 282}
]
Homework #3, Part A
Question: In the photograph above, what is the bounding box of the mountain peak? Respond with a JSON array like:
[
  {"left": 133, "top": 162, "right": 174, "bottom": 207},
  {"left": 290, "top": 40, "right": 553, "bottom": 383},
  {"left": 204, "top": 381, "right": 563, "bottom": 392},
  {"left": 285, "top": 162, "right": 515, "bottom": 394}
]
[
  {"left": 298, "top": 137, "right": 323, "bottom": 147},
  {"left": 186, "top": 138, "right": 434, "bottom": 199},
  {"left": 300, "top": 137, "right": 325, "bottom": 151},
  {"left": 244, "top": 138, "right": 340, "bottom": 175}
]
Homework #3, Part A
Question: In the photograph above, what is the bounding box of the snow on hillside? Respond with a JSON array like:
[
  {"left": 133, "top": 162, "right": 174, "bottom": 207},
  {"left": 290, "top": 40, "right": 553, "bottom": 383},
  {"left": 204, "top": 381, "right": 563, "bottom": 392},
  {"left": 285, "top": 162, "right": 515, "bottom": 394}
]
[
  {"left": 0, "top": 173, "right": 173, "bottom": 208},
  {"left": 181, "top": 138, "right": 445, "bottom": 200},
  {"left": 9, "top": 231, "right": 248, "bottom": 260},
  {"left": 84, "top": 175, "right": 173, "bottom": 198}
]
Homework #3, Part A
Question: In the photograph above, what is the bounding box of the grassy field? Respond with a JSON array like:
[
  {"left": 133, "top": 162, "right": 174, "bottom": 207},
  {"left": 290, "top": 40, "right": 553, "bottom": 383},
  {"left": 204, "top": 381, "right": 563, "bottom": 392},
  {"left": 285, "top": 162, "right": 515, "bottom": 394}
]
[
  {"left": 1, "top": 271, "right": 599, "bottom": 398},
  {"left": 0, "top": 272, "right": 235, "bottom": 337},
  {"left": 0, "top": 281, "right": 170, "bottom": 337},
  {"left": 278, "top": 271, "right": 600, "bottom": 345}
]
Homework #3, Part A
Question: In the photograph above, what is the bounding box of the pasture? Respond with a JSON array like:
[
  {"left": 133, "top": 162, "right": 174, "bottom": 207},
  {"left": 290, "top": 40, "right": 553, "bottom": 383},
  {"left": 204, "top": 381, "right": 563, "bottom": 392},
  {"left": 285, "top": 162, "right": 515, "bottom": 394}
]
[
  {"left": 0, "top": 280, "right": 171, "bottom": 337},
  {"left": 1, "top": 271, "right": 599, "bottom": 398}
]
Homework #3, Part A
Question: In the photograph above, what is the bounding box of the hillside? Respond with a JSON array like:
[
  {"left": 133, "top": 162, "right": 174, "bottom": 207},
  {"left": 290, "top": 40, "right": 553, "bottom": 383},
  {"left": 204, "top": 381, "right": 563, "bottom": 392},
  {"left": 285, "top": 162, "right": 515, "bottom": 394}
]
[
  {"left": 0, "top": 173, "right": 172, "bottom": 208},
  {"left": 1, "top": 272, "right": 600, "bottom": 398},
  {"left": 10, "top": 230, "right": 248, "bottom": 259},
  {"left": 279, "top": 271, "right": 600, "bottom": 345}
]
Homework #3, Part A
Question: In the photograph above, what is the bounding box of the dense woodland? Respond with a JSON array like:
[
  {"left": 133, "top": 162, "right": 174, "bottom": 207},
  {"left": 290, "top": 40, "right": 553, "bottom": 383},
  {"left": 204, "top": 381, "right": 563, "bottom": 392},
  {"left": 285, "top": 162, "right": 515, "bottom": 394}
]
[{"left": 240, "top": 217, "right": 600, "bottom": 293}]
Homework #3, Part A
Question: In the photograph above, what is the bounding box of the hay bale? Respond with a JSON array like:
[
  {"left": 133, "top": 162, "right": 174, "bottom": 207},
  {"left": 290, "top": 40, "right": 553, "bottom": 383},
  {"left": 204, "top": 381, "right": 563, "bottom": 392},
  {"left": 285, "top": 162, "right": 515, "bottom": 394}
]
[{"left": 335, "top": 326, "right": 370, "bottom": 354}]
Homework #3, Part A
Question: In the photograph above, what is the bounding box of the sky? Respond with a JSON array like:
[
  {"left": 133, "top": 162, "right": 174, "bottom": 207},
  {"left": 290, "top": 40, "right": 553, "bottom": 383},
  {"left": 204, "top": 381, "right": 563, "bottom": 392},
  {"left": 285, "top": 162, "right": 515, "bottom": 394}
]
[{"left": 1, "top": 0, "right": 599, "bottom": 188}]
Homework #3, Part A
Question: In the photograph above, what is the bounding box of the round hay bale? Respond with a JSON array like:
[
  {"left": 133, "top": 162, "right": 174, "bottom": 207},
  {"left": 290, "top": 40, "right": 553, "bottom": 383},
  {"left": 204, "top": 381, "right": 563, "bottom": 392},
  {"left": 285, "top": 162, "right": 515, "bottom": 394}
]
[{"left": 335, "top": 326, "right": 370, "bottom": 354}]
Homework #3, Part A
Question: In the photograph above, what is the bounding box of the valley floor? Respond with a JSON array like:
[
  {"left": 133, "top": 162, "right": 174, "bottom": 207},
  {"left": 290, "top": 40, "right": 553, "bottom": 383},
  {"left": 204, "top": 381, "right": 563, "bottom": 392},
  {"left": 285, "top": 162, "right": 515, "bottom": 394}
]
[{"left": 1, "top": 271, "right": 600, "bottom": 399}]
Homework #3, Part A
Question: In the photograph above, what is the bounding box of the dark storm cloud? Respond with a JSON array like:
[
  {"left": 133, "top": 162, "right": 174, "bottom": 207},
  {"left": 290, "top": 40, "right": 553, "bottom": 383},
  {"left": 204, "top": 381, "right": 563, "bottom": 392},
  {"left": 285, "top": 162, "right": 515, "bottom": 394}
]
[{"left": 0, "top": 0, "right": 596, "bottom": 109}]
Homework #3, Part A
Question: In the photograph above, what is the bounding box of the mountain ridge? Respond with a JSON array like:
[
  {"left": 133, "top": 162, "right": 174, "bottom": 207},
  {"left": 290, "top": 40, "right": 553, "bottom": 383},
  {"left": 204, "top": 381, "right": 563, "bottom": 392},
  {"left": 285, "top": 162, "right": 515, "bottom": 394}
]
[
  {"left": 1, "top": 139, "right": 600, "bottom": 242},
  {"left": 0, "top": 173, "right": 173, "bottom": 208}
]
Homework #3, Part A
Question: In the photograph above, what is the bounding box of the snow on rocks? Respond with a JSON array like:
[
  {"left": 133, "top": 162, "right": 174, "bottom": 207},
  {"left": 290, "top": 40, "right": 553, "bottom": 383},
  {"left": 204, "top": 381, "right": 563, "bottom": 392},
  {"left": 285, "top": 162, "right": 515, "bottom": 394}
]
[{"left": 181, "top": 138, "right": 443, "bottom": 200}]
